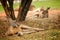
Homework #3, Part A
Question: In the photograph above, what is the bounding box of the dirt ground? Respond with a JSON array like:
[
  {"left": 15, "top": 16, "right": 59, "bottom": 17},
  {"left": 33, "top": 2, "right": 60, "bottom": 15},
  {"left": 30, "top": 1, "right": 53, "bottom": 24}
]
[{"left": 0, "top": 9, "right": 60, "bottom": 18}]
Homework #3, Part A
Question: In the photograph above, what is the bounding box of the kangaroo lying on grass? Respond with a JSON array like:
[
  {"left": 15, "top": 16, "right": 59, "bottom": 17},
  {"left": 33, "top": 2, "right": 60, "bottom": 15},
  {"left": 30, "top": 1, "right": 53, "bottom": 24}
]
[
  {"left": 34, "top": 7, "right": 50, "bottom": 18},
  {"left": 5, "top": 24, "right": 44, "bottom": 36}
]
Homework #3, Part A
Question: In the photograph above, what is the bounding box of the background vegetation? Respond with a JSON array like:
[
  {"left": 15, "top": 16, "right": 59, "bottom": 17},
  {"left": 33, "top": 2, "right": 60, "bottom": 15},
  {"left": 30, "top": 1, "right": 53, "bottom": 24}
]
[{"left": 0, "top": 0, "right": 60, "bottom": 12}]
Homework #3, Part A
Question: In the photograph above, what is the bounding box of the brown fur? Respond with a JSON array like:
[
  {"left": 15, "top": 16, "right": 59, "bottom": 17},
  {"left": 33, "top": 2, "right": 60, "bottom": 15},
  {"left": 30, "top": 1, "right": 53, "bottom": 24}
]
[{"left": 5, "top": 26, "right": 22, "bottom": 36}]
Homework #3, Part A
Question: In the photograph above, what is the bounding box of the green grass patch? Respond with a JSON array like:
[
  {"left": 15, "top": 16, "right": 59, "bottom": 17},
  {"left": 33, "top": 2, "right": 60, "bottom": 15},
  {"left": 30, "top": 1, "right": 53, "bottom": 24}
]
[
  {"left": 13, "top": 3, "right": 19, "bottom": 9},
  {"left": 0, "top": 5, "right": 4, "bottom": 12},
  {"left": 32, "top": 1, "right": 60, "bottom": 9},
  {"left": 0, "top": 3, "right": 19, "bottom": 12}
]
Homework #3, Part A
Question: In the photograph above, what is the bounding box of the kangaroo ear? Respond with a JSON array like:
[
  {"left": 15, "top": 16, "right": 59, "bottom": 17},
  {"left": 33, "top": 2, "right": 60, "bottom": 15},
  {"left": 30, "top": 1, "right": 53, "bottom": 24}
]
[{"left": 47, "top": 7, "right": 50, "bottom": 10}]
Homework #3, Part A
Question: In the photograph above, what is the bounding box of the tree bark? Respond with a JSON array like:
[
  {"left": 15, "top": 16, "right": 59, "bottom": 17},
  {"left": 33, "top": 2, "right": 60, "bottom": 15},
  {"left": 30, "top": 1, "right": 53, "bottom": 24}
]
[
  {"left": 0, "top": 0, "right": 11, "bottom": 18},
  {"left": 8, "top": 0, "right": 16, "bottom": 20},
  {"left": 1, "top": 0, "right": 16, "bottom": 20},
  {"left": 17, "top": 0, "right": 32, "bottom": 22}
]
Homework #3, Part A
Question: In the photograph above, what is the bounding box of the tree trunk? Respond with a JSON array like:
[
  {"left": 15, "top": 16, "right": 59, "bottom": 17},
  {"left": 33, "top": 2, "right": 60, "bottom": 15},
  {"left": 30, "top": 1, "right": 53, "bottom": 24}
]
[
  {"left": 1, "top": 0, "right": 16, "bottom": 20},
  {"left": 1, "top": 0, "right": 17, "bottom": 28},
  {"left": 0, "top": 0, "right": 11, "bottom": 18},
  {"left": 17, "top": 0, "right": 32, "bottom": 22},
  {"left": 8, "top": 0, "right": 16, "bottom": 20},
  {"left": 0, "top": 0, "right": 32, "bottom": 28}
]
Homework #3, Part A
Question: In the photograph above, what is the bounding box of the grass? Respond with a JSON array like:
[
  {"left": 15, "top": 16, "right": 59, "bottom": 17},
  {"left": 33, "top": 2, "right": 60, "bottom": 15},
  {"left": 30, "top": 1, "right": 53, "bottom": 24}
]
[
  {"left": 0, "top": 5, "right": 4, "bottom": 12},
  {"left": 13, "top": 3, "right": 19, "bottom": 9},
  {"left": 32, "top": 0, "right": 60, "bottom": 9},
  {"left": 0, "top": 3, "right": 19, "bottom": 12}
]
